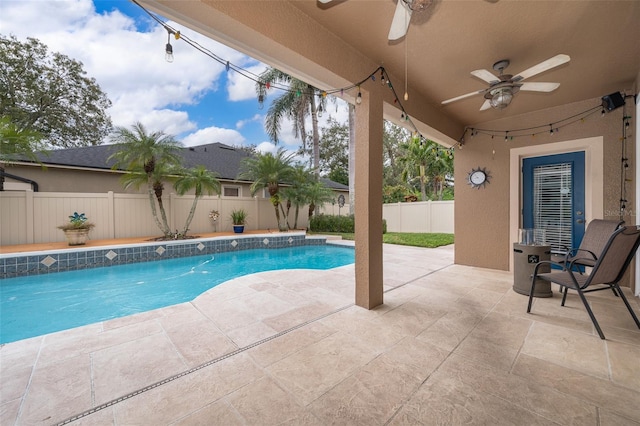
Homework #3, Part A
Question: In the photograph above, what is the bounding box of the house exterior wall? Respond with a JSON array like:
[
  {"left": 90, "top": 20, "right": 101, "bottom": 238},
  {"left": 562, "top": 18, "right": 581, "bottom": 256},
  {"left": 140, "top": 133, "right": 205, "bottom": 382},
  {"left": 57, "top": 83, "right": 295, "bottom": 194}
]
[
  {"left": 454, "top": 96, "right": 636, "bottom": 288},
  {"left": 1, "top": 163, "right": 258, "bottom": 196}
]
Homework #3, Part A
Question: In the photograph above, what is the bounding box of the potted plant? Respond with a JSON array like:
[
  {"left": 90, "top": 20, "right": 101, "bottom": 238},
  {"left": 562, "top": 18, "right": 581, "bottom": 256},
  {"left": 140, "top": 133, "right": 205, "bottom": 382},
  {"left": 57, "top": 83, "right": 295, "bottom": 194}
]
[
  {"left": 57, "top": 212, "right": 95, "bottom": 245},
  {"left": 230, "top": 208, "right": 247, "bottom": 234}
]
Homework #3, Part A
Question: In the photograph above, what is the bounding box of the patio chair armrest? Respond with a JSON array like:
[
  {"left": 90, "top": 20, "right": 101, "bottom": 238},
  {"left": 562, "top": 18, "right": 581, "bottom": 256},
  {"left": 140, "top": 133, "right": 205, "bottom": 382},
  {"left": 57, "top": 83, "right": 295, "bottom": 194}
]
[{"left": 563, "top": 248, "right": 597, "bottom": 264}]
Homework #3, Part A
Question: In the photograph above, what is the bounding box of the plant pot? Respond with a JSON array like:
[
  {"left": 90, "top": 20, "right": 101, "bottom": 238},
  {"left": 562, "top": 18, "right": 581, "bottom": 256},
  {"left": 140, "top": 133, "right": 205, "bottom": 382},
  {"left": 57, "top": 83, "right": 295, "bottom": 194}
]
[
  {"left": 63, "top": 229, "right": 90, "bottom": 246},
  {"left": 233, "top": 225, "right": 244, "bottom": 234}
]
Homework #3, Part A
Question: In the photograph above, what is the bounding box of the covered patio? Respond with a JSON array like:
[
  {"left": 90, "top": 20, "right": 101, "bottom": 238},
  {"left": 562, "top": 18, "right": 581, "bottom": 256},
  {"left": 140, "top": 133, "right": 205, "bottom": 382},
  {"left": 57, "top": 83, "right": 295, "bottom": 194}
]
[{"left": 2, "top": 242, "right": 640, "bottom": 425}]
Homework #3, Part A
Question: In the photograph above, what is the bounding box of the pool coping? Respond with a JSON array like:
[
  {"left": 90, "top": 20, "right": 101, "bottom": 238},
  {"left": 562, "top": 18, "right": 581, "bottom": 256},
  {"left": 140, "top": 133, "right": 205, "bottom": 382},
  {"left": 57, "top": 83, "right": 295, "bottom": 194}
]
[{"left": 0, "top": 232, "right": 351, "bottom": 279}]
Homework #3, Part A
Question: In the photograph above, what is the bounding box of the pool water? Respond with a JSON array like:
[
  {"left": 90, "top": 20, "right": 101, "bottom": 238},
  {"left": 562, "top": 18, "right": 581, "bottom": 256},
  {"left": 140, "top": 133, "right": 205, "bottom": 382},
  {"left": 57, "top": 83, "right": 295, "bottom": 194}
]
[{"left": 0, "top": 245, "right": 354, "bottom": 344}]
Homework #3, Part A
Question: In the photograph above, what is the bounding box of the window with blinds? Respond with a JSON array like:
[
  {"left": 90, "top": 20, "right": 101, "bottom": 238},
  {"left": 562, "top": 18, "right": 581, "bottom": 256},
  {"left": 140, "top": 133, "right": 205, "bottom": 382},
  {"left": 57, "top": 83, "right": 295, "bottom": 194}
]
[{"left": 532, "top": 162, "right": 573, "bottom": 251}]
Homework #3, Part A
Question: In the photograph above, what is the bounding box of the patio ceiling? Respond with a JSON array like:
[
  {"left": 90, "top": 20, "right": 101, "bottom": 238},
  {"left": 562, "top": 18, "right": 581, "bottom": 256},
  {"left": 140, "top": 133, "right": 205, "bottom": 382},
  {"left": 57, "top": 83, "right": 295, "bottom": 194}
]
[{"left": 142, "top": 1, "right": 640, "bottom": 146}]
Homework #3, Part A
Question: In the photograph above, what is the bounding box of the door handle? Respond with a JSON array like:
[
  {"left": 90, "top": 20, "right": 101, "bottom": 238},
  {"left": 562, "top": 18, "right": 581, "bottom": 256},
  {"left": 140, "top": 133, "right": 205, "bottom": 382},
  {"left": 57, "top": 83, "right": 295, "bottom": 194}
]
[{"left": 576, "top": 219, "right": 584, "bottom": 224}]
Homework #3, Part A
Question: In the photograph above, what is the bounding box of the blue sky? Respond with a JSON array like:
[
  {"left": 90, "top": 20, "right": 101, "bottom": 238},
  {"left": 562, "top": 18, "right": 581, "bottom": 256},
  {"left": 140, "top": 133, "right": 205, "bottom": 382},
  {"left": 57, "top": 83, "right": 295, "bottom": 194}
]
[{"left": 1, "top": 0, "right": 349, "bottom": 153}]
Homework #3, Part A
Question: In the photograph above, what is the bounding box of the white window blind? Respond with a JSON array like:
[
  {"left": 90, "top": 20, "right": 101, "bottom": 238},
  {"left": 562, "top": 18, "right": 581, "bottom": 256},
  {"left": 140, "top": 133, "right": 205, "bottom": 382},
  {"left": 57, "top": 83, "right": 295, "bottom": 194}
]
[{"left": 533, "top": 163, "right": 573, "bottom": 251}]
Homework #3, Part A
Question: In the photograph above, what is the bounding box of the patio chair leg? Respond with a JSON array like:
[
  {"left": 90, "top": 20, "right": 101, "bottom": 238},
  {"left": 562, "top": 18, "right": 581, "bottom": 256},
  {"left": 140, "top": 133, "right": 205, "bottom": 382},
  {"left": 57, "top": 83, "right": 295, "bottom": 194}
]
[
  {"left": 576, "top": 287, "right": 605, "bottom": 339},
  {"left": 561, "top": 287, "right": 568, "bottom": 306},
  {"left": 527, "top": 276, "right": 537, "bottom": 313},
  {"left": 613, "top": 283, "right": 640, "bottom": 330}
]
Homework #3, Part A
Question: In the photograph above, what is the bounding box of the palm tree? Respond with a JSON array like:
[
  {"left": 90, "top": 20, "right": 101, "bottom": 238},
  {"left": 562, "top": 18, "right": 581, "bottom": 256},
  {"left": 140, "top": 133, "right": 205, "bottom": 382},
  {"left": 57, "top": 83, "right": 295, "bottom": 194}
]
[
  {"left": 428, "top": 145, "right": 454, "bottom": 200},
  {"left": 0, "top": 116, "right": 44, "bottom": 164},
  {"left": 398, "top": 137, "right": 454, "bottom": 201},
  {"left": 399, "top": 137, "right": 433, "bottom": 201},
  {"left": 305, "top": 180, "right": 336, "bottom": 221},
  {"left": 256, "top": 68, "right": 327, "bottom": 175},
  {"left": 280, "top": 164, "right": 313, "bottom": 229},
  {"left": 173, "top": 165, "right": 221, "bottom": 236},
  {"left": 238, "top": 149, "right": 295, "bottom": 231},
  {"left": 108, "top": 122, "right": 182, "bottom": 237}
]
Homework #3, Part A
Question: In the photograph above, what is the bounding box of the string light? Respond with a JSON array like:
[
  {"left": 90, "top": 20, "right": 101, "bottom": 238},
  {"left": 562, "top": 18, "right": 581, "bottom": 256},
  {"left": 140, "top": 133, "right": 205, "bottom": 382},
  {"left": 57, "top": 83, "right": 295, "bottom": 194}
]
[
  {"left": 620, "top": 103, "right": 631, "bottom": 219},
  {"left": 164, "top": 30, "right": 174, "bottom": 62},
  {"left": 466, "top": 105, "right": 602, "bottom": 141},
  {"left": 131, "top": 0, "right": 442, "bottom": 145}
]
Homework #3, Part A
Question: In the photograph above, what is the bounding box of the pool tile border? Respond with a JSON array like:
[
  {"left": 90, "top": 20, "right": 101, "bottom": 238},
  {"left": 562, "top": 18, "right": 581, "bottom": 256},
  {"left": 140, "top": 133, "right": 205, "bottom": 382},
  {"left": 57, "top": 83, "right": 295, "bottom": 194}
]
[{"left": 1, "top": 233, "right": 331, "bottom": 279}]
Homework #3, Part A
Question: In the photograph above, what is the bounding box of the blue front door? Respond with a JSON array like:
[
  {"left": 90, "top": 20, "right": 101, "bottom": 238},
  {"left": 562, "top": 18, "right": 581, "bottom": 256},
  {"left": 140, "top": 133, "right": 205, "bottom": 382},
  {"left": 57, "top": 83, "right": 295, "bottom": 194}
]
[{"left": 523, "top": 151, "right": 586, "bottom": 252}]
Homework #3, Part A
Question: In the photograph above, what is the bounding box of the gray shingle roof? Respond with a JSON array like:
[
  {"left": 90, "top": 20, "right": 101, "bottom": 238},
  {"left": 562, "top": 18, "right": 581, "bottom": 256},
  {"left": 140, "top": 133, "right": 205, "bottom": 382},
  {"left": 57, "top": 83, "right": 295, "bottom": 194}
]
[{"left": 27, "top": 143, "right": 348, "bottom": 190}]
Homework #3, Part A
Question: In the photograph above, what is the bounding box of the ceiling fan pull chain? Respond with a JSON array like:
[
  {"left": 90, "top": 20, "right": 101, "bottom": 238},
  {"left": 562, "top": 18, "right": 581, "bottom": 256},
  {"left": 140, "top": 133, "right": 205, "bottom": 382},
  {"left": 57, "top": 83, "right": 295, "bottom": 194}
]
[{"left": 404, "top": 35, "right": 409, "bottom": 101}]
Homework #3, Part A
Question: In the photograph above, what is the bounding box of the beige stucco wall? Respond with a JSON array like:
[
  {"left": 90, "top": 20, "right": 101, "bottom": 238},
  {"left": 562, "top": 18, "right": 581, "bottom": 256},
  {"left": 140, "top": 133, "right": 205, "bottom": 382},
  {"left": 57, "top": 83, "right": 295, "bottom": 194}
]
[{"left": 455, "top": 96, "right": 636, "bottom": 278}]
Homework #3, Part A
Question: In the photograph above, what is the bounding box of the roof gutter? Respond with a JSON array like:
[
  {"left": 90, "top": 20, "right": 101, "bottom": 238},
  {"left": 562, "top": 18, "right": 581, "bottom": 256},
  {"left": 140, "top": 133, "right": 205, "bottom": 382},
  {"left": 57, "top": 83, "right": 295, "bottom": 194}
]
[{"left": 0, "top": 168, "right": 39, "bottom": 192}]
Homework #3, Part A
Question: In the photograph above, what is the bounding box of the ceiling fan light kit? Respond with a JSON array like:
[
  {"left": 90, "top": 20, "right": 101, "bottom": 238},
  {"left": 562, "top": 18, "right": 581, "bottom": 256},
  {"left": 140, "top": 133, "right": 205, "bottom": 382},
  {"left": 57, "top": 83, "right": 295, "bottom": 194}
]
[
  {"left": 401, "top": 0, "right": 432, "bottom": 12},
  {"left": 489, "top": 88, "right": 513, "bottom": 109}
]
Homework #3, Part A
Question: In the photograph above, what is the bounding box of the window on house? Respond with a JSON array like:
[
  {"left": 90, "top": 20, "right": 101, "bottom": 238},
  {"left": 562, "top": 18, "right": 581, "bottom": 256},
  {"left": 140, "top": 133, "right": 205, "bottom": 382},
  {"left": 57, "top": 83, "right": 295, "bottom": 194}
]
[{"left": 223, "top": 186, "right": 240, "bottom": 197}]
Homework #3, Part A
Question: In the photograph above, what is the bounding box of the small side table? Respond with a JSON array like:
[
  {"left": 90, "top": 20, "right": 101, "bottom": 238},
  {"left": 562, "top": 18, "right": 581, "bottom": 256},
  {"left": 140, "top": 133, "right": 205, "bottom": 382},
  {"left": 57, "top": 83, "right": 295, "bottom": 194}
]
[{"left": 513, "top": 243, "right": 552, "bottom": 297}]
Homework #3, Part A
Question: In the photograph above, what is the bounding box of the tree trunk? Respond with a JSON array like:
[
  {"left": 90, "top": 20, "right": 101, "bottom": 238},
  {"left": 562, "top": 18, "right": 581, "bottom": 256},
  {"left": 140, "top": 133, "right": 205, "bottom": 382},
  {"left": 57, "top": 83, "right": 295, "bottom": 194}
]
[
  {"left": 181, "top": 195, "right": 200, "bottom": 236},
  {"left": 419, "top": 164, "right": 427, "bottom": 201},
  {"left": 294, "top": 204, "right": 300, "bottom": 229},
  {"left": 310, "top": 87, "right": 320, "bottom": 177},
  {"left": 147, "top": 180, "right": 169, "bottom": 235}
]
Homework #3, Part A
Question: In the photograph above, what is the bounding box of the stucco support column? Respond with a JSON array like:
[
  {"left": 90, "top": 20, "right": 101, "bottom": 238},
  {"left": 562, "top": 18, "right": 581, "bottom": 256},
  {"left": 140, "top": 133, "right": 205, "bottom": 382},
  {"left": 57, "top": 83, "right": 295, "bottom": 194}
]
[{"left": 354, "top": 81, "right": 384, "bottom": 309}]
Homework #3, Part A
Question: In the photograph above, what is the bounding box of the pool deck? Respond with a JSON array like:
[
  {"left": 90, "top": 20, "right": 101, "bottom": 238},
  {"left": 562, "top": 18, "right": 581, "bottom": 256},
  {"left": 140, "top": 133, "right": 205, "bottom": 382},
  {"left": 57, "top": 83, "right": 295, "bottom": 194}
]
[{"left": 2, "top": 238, "right": 640, "bottom": 425}]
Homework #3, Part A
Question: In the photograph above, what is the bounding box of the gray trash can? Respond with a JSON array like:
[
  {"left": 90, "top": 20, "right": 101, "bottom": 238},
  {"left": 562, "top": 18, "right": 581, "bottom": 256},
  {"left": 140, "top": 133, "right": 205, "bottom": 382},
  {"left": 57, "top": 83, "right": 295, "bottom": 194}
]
[{"left": 513, "top": 243, "right": 552, "bottom": 297}]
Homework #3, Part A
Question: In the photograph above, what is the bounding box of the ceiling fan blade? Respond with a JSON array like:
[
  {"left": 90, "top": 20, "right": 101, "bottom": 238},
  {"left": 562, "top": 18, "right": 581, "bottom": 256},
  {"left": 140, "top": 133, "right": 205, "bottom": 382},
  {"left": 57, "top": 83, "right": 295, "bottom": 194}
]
[
  {"left": 388, "top": 1, "right": 412, "bottom": 40},
  {"left": 519, "top": 82, "right": 561, "bottom": 92},
  {"left": 471, "top": 69, "right": 500, "bottom": 85},
  {"left": 513, "top": 54, "right": 570, "bottom": 81},
  {"left": 318, "top": 0, "right": 333, "bottom": 3},
  {"left": 441, "top": 89, "right": 485, "bottom": 105},
  {"left": 479, "top": 99, "right": 492, "bottom": 111}
]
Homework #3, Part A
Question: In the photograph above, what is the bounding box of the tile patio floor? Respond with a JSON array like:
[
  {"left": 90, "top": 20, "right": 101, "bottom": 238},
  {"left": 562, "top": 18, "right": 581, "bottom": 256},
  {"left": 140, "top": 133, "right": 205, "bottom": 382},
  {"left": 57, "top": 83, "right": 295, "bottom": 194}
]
[{"left": 1, "top": 242, "right": 640, "bottom": 425}]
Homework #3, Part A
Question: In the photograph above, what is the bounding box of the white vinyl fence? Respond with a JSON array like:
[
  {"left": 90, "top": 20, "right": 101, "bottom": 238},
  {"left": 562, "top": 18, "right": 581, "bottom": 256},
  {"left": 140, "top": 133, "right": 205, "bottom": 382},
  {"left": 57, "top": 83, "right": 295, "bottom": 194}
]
[
  {"left": 382, "top": 200, "right": 454, "bottom": 233},
  {"left": 0, "top": 191, "right": 453, "bottom": 245},
  {"left": 0, "top": 191, "right": 348, "bottom": 246}
]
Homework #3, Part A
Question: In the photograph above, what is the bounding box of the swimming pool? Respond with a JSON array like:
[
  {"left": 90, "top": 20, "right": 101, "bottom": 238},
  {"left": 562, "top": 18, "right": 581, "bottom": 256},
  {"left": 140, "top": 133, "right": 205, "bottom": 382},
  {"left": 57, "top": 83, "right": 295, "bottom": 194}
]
[{"left": 0, "top": 245, "right": 354, "bottom": 344}]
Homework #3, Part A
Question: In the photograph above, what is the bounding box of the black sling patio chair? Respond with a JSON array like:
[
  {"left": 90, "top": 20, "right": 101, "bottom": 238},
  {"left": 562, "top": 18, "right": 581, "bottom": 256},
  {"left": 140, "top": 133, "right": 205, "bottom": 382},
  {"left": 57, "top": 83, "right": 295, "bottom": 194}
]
[
  {"left": 558, "top": 219, "right": 623, "bottom": 301},
  {"left": 527, "top": 225, "right": 640, "bottom": 340}
]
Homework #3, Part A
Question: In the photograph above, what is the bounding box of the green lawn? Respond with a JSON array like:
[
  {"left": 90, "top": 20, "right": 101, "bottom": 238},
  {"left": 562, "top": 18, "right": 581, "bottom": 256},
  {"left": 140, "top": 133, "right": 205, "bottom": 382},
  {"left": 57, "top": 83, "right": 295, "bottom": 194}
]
[{"left": 323, "top": 232, "right": 454, "bottom": 248}]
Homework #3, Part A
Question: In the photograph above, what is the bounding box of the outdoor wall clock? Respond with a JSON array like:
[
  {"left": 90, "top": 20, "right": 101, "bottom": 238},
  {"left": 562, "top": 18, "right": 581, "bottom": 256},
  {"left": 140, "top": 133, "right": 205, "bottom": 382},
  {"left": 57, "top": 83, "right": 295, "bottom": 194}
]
[{"left": 468, "top": 167, "right": 491, "bottom": 189}]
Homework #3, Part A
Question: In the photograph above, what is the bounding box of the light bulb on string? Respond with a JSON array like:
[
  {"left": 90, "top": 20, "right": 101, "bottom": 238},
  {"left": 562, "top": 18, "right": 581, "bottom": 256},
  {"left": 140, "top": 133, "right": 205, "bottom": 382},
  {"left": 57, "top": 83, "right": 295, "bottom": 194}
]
[
  {"left": 165, "top": 30, "right": 174, "bottom": 63},
  {"left": 317, "top": 104, "right": 323, "bottom": 118},
  {"left": 404, "top": 92, "right": 409, "bottom": 101},
  {"left": 356, "top": 87, "right": 362, "bottom": 105},
  {"left": 258, "top": 94, "right": 264, "bottom": 110}
]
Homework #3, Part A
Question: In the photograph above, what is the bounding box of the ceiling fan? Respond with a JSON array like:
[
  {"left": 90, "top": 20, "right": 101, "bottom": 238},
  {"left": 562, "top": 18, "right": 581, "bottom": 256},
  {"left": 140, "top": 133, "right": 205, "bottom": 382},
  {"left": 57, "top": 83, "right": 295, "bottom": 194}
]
[
  {"left": 318, "top": 0, "right": 433, "bottom": 41},
  {"left": 441, "top": 54, "right": 570, "bottom": 111}
]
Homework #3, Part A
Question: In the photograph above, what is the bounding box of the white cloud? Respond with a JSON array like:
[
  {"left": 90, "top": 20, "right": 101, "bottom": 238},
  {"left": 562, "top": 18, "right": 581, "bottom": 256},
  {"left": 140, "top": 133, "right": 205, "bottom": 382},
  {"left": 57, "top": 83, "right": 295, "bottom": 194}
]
[
  {"left": 255, "top": 141, "right": 278, "bottom": 155},
  {"left": 182, "top": 126, "right": 245, "bottom": 147},
  {"left": 236, "top": 114, "right": 262, "bottom": 129},
  {"left": 227, "top": 63, "right": 268, "bottom": 101}
]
